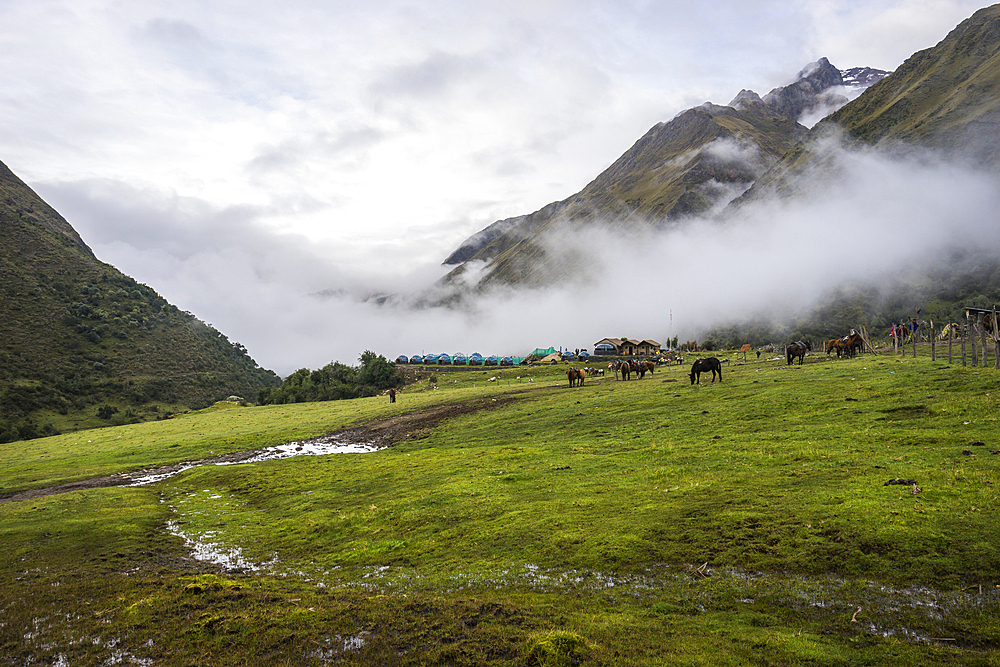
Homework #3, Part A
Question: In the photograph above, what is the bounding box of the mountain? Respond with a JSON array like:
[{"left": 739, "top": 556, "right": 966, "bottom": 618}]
[
  {"left": 440, "top": 57, "right": 890, "bottom": 291},
  {"left": 0, "top": 160, "right": 280, "bottom": 442},
  {"left": 736, "top": 3, "right": 1000, "bottom": 205}
]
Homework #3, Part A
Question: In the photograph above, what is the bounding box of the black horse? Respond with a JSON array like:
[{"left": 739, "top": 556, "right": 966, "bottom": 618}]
[
  {"left": 690, "top": 357, "right": 722, "bottom": 384},
  {"left": 786, "top": 340, "right": 812, "bottom": 366}
]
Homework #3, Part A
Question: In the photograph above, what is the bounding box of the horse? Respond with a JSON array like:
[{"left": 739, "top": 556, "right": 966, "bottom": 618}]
[
  {"left": 567, "top": 367, "right": 586, "bottom": 387},
  {"left": 618, "top": 360, "right": 631, "bottom": 380},
  {"left": 690, "top": 357, "right": 722, "bottom": 384},
  {"left": 786, "top": 340, "right": 811, "bottom": 366},
  {"left": 640, "top": 360, "right": 655, "bottom": 376},
  {"left": 826, "top": 339, "right": 843, "bottom": 357},
  {"left": 842, "top": 332, "right": 863, "bottom": 358}
]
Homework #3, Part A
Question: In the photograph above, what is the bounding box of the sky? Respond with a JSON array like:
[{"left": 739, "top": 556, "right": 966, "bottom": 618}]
[{"left": 0, "top": 0, "right": 993, "bottom": 375}]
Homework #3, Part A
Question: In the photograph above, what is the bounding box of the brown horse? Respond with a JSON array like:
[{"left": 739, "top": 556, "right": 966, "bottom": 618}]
[
  {"left": 618, "top": 360, "right": 631, "bottom": 380},
  {"left": 826, "top": 339, "right": 844, "bottom": 357},
  {"left": 567, "top": 367, "right": 586, "bottom": 387},
  {"left": 786, "top": 340, "right": 812, "bottom": 366},
  {"left": 842, "top": 332, "right": 864, "bottom": 358}
]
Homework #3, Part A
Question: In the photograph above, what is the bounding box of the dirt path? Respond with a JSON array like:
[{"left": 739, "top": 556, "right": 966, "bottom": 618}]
[{"left": 0, "top": 392, "right": 529, "bottom": 504}]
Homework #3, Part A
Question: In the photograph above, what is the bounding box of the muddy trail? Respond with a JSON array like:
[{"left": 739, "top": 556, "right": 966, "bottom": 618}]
[{"left": 0, "top": 392, "right": 528, "bottom": 504}]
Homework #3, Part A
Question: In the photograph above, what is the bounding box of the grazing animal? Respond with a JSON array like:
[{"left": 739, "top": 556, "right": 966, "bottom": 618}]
[
  {"left": 826, "top": 339, "right": 844, "bottom": 357},
  {"left": 786, "top": 340, "right": 812, "bottom": 366},
  {"left": 567, "top": 367, "right": 586, "bottom": 387},
  {"left": 619, "top": 360, "right": 631, "bottom": 381},
  {"left": 690, "top": 357, "right": 722, "bottom": 384}
]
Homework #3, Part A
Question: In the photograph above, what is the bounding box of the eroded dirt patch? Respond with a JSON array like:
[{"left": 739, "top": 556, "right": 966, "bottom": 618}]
[{"left": 0, "top": 392, "right": 527, "bottom": 504}]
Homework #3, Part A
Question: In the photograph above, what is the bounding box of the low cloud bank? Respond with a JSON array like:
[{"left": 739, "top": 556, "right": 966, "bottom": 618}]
[{"left": 38, "top": 137, "right": 1000, "bottom": 376}]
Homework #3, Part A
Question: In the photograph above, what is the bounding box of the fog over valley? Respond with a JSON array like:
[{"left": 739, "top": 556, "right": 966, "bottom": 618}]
[{"left": 4, "top": 0, "right": 995, "bottom": 375}]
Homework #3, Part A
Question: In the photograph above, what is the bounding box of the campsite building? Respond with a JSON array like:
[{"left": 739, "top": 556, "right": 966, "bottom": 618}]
[{"left": 593, "top": 338, "right": 661, "bottom": 356}]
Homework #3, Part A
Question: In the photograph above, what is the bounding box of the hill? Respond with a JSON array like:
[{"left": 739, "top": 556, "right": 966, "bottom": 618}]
[{"left": 0, "top": 159, "right": 280, "bottom": 442}]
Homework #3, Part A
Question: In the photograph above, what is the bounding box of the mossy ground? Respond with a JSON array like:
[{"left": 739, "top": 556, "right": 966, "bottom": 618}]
[{"left": 2, "top": 350, "right": 999, "bottom": 665}]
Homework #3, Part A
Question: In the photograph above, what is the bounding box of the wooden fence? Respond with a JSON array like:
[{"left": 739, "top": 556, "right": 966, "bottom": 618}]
[{"left": 888, "top": 307, "right": 999, "bottom": 368}]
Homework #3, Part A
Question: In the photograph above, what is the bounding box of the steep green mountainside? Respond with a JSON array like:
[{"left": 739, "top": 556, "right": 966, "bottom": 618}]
[
  {"left": 442, "top": 102, "right": 806, "bottom": 289},
  {"left": 0, "top": 160, "right": 92, "bottom": 255},
  {"left": 737, "top": 4, "right": 1000, "bottom": 204},
  {"left": 0, "top": 160, "right": 280, "bottom": 441},
  {"left": 832, "top": 3, "right": 1000, "bottom": 157}
]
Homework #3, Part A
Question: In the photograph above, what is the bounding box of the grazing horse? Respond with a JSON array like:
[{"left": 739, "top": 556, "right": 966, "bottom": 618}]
[
  {"left": 618, "top": 360, "right": 631, "bottom": 380},
  {"left": 826, "top": 339, "right": 844, "bottom": 357},
  {"left": 786, "top": 340, "right": 811, "bottom": 366},
  {"left": 641, "top": 360, "right": 655, "bottom": 376},
  {"left": 567, "top": 367, "right": 586, "bottom": 387},
  {"left": 690, "top": 357, "right": 722, "bottom": 384}
]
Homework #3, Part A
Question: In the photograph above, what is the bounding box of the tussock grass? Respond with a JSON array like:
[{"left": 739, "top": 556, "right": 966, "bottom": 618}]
[{"left": 2, "top": 353, "right": 999, "bottom": 664}]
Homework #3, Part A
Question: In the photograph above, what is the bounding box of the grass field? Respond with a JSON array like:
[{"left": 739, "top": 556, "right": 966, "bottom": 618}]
[{"left": 2, "top": 350, "right": 999, "bottom": 665}]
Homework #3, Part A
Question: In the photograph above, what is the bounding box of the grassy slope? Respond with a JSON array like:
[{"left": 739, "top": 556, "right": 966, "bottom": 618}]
[{"left": 2, "top": 355, "right": 999, "bottom": 665}]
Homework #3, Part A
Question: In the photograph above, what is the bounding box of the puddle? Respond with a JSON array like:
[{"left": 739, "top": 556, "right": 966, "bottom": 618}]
[
  {"left": 127, "top": 436, "right": 379, "bottom": 486},
  {"left": 166, "top": 519, "right": 277, "bottom": 573}
]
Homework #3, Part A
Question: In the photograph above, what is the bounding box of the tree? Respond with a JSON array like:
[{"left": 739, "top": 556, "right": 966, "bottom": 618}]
[{"left": 358, "top": 353, "right": 398, "bottom": 390}]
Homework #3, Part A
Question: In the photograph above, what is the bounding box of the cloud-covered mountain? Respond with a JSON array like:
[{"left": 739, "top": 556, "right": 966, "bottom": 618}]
[{"left": 439, "top": 56, "right": 891, "bottom": 291}]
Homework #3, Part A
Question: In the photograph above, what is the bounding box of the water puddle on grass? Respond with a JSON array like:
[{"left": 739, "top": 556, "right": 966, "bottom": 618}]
[{"left": 128, "top": 437, "right": 379, "bottom": 487}]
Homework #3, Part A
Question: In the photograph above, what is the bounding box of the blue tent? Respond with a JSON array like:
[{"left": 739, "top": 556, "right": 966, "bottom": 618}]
[
  {"left": 409, "top": 355, "right": 423, "bottom": 364},
  {"left": 437, "top": 354, "right": 451, "bottom": 365},
  {"left": 395, "top": 355, "right": 408, "bottom": 364}
]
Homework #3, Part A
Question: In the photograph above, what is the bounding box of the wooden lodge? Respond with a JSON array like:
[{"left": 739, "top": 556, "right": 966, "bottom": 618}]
[{"left": 593, "top": 338, "right": 661, "bottom": 356}]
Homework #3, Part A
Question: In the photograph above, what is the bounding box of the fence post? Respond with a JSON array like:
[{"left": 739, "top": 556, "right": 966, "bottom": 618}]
[
  {"left": 962, "top": 322, "right": 967, "bottom": 366},
  {"left": 993, "top": 307, "right": 1000, "bottom": 370},
  {"left": 981, "top": 316, "right": 990, "bottom": 367},
  {"left": 970, "top": 312, "right": 978, "bottom": 367},
  {"left": 948, "top": 321, "right": 954, "bottom": 364},
  {"left": 930, "top": 320, "right": 935, "bottom": 361}
]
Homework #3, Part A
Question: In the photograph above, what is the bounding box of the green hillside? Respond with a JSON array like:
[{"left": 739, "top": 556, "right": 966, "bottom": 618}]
[
  {"left": 0, "top": 160, "right": 280, "bottom": 442},
  {"left": 829, "top": 3, "right": 1000, "bottom": 160}
]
